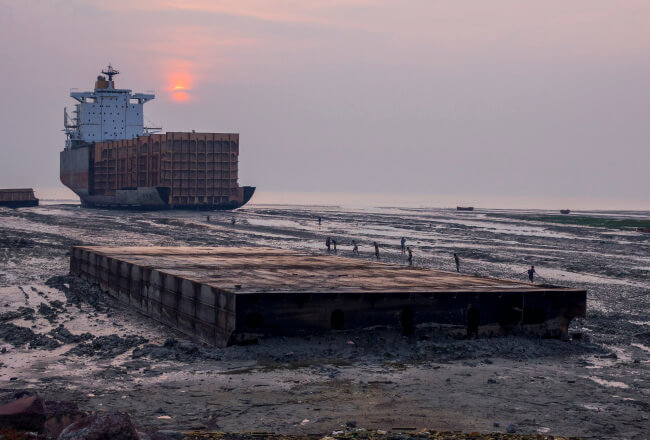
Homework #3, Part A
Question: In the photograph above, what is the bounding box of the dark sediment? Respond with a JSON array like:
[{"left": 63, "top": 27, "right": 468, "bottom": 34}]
[
  {"left": 65, "top": 334, "right": 149, "bottom": 358},
  {"left": 0, "top": 204, "right": 647, "bottom": 439},
  {"left": 48, "top": 325, "right": 93, "bottom": 344},
  {"left": 0, "top": 323, "right": 60, "bottom": 349}
]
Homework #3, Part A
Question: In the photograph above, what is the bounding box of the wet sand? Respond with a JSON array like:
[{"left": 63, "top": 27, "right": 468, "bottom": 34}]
[{"left": 0, "top": 204, "right": 648, "bottom": 438}]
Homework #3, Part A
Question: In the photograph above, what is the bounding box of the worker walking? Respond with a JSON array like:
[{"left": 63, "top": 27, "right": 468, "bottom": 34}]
[
  {"left": 326, "top": 237, "right": 331, "bottom": 251},
  {"left": 318, "top": 216, "right": 322, "bottom": 226},
  {"left": 407, "top": 247, "right": 413, "bottom": 266},
  {"left": 352, "top": 240, "right": 359, "bottom": 255},
  {"left": 527, "top": 265, "right": 536, "bottom": 283},
  {"left": 400, "top": 237, "right": 406, "bottom": 254},
  {"left": 374, "top": 242, "right": 380, "bottom": 260},
  {"left": 332, "top": 239, "right": 337, "bottom": 252},
  {"left": 453, "top": 253, "right": 460, "bottom": 272}
]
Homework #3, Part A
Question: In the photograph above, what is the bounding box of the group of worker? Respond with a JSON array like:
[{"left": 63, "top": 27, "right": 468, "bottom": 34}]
[
  {"left": 205, "top": 215, "right": 237, "bottom": 225},
  {"left": 325, "top": 237, "right": 361, "bottom": 257},
  {"left": 400, "top": 237, "right": 413, "bottom": 266},
  {"left": 323, "top": 236, "right": 424, "bottom": 269},
  {"left": 320, "top": 216, "right": 540, "bottom": 282}
]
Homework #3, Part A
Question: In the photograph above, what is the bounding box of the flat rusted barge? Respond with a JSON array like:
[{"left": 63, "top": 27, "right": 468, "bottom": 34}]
[
  {"left": 0, "top": 188, "right": 39, "bottom": 208},
  {"left": 70, "top": 246, "right": 587, "bottom": 347}
]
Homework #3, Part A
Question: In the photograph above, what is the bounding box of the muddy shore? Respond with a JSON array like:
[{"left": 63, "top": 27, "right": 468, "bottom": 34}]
[{"left": 0, "top": 204, "right": 648, "bottom": 439}]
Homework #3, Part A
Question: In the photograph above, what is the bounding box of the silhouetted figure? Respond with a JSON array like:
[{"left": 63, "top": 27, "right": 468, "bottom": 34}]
[
  {"left": 332, "top": 239, "right": 337, "bottom": 252},
  {"left": 352, "top": 240, "right": 359, "bottom": 255},
  {"left": 401, "top": 237, "right": 406, "bottom": 254},
  {"left": 318, "top": 216, "right": 322, "bottom": 225},
  {"left": 528, "top": 265, "right": 536, "bottom": 282},
  {"left": 231, "top": 216, "right": 236, "bottom": 225},
  {"left": 326, "top": 237, "right": 331, "bottom": 251},
  {"left": 453, "top": 253, "right": 460, "bottom": 272},
  {"left": 206, "top": 215, "right": 210, "bottom": 222},
  {"left": 374, "top": 242, "right": 380, "bottom": 260},
  {"left": 407, "top": 247, "right": 413, "bottom": 266}
]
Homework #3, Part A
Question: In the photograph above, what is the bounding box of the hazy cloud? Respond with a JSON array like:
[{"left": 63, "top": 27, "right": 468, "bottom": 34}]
[{"left": 0, "top": 0, "right": 648, "bottom": 207}]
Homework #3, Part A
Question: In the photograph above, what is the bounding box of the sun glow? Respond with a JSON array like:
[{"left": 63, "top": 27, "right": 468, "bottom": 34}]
[
  {"left": 171, "top": 90, "right": 190, "bottom": 102},
  {"left": 167, "top": 71, "right": 193, "bottom": 102}
]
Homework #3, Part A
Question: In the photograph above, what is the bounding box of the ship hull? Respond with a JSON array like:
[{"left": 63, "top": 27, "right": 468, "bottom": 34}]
[
  {"left": 76, "top": 186, "right": 255, "bottom": 210},
  {"left": 60, "top": 133, "right": 255, "bottom": 211},
  {"left": 0, "top": 200, "right": 39, "bottom": 208}
]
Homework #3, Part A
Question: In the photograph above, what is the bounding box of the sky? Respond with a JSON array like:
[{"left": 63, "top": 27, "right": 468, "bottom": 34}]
[{"left": 0, "top": 0, "right": 648, "bottom": 208}]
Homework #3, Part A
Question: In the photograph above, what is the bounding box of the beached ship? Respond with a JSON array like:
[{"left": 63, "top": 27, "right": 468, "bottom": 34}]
[
  {"left": 456, "top": 206, "right": 474, "bottom": 211},
  {"left": 560, "top": 209, "right": 571, "bottom": 214},
  {"left": 60, "top": 66, "right": 255, "bottom": 209}
]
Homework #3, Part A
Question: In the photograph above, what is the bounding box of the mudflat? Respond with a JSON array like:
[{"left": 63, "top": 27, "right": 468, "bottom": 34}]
[{"left": 0, "top": 204, "right": 648, "bottom": 438}]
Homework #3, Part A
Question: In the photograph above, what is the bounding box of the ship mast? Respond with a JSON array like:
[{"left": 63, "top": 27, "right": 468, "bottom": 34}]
[{"left": 101, "top": 64, "right": 119, "bottom": 88}]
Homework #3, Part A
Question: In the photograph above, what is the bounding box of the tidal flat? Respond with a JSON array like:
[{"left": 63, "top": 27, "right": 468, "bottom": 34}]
[{"left": 0, "top": 204, "right": 648, "bottom": 438}]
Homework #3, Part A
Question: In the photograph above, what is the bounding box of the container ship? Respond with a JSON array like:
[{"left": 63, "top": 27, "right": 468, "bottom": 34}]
[{"left": 60, "top": 65, "right": 255, "bottom": 209}]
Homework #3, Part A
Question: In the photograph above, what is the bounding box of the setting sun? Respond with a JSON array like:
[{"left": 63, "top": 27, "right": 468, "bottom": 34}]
[
  {"left": 167, "top": 71, "right": 193, "bottom": 102},
  {"left": 171, "top": 90, "right": 190, "bottom": 102}
]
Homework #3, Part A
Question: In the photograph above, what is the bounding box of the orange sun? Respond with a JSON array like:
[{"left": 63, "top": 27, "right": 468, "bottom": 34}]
[
  {"left": 171, "top": 85, "right": 189, "bottom": 102},
  {"left": 168, "top": 72, "right": 193, "bottom": 102}
]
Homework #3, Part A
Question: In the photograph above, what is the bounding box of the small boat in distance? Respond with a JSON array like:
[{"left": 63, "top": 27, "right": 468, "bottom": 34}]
[
  {"left": 636, "top": 227, "right": 650, "bottom": 233},
  {"left": 560, "top": 209, "right": 571, "bottom": 214},
  {"left": 457, "top": 206, "right": 474, "bottom": 211}
]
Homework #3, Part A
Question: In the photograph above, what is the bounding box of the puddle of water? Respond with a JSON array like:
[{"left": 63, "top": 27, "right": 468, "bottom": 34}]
[
  {"left": 612, "top": 395, "right": 636, "bottom": 401},
  {"left": 582, "top": 403, "right": 605, "bottom": 411},
  {"left": 586, "top": 376, "right": 629, "bottom": 389},
  {"left": 630, "top": 343, "right": 650, "bottom": 353}
]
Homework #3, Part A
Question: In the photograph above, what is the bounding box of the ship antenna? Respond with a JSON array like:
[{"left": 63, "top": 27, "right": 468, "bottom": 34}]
[{"left": 101, "top": 64, "right": 120, "bottom": 81}]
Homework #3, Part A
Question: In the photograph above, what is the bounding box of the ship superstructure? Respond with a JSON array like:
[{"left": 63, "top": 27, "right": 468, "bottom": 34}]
[
  {"left": 60, "top": 66, "right": 255, "bottom": 209},
  {"left": 64, "top": 65, "right": 157, "bottom": 149}
]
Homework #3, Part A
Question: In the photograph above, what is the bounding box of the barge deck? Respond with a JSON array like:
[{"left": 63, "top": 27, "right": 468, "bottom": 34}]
[{"left": 70, "top": 246, "right": 587, "bottom": 347}]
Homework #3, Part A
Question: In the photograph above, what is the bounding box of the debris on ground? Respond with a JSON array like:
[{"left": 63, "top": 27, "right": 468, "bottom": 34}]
[
  {"left": 0, "top": 323, "right": 60, "bottom": 349},
  {"left": 65, "top": 334, "right": 149, "bottom": 358}
]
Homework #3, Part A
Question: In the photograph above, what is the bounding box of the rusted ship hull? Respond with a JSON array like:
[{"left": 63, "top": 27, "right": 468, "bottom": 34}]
[{"left": 60, "top": 132, "right": 255, "bottom": 210}]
